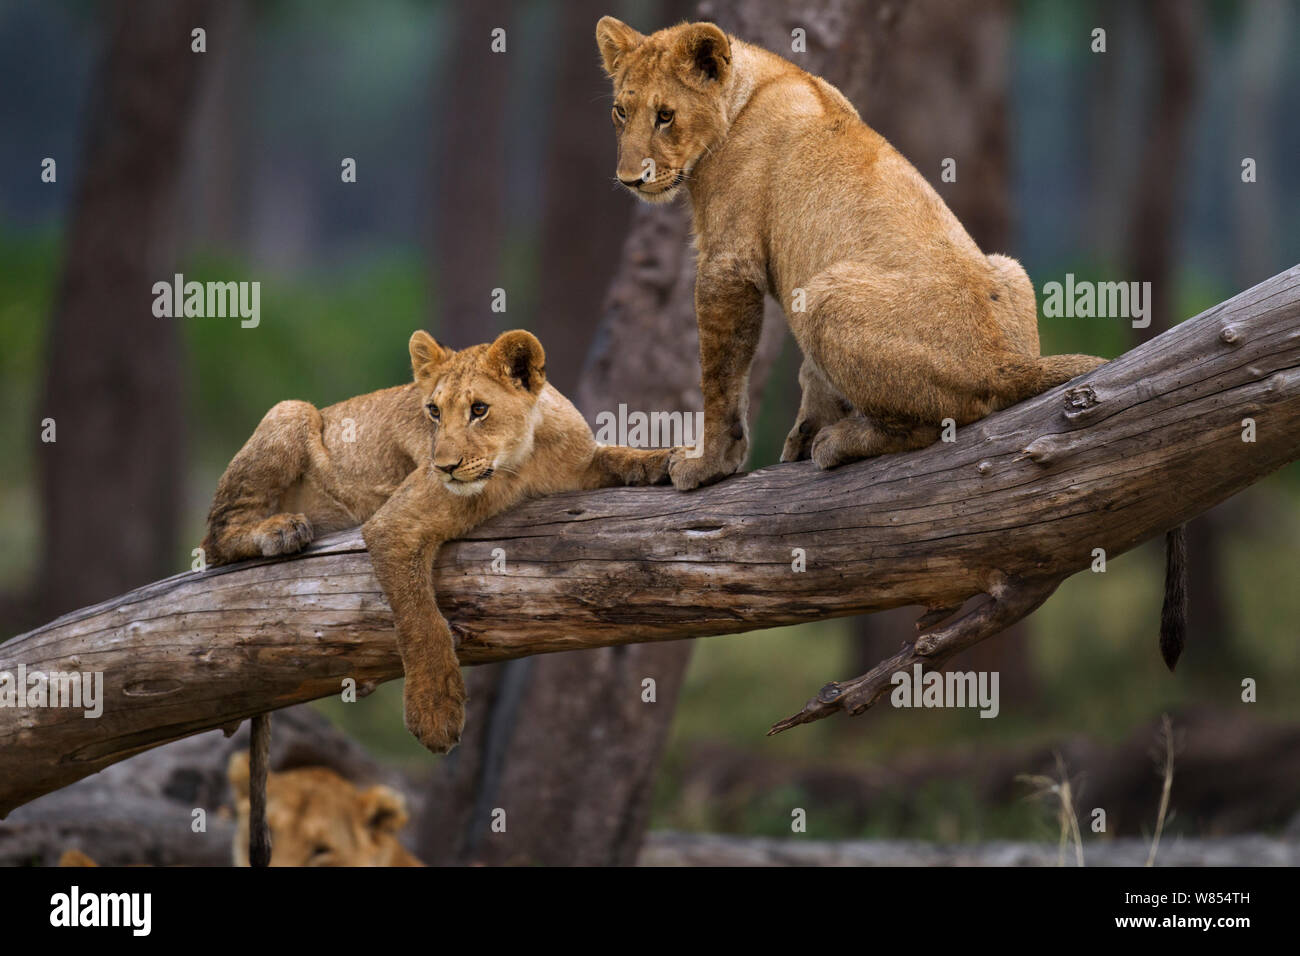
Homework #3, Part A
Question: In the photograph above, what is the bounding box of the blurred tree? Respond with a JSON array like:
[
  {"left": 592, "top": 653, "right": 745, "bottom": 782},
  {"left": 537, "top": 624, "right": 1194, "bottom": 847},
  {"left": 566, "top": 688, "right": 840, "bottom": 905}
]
[
  {"left": 525, "top": 0, "right": 635, "bottom": 397},
  {"left": 1123, "top": 0, "right": 1238, "bottom": 678},
  {"left": 1230, "top": 0, "right": 1288, "bottom": 291},
  {"left": 1126, "top": 0, "right": 1201, "bottom": 340},
  {"left": 429, "top": 0, "right": 514, "bottom": 347},
  {"left": 182, "top": 0, "right": 250, "bottom": 254},
  {"left": 36, "top": 0, "right": 226, "bottom": 619}
]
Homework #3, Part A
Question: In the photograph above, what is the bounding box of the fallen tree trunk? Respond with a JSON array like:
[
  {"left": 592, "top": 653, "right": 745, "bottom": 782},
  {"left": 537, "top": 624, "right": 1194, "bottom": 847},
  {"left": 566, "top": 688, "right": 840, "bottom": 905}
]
[{"left": 3, "top": 266, "right": 1298, "bottom": 815}]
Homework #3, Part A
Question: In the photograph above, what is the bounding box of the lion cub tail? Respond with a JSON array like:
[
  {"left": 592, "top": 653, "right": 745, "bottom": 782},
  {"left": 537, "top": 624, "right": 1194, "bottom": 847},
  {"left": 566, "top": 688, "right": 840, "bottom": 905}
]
[{"left": 990, "top": 352, "right": 1108, "bottom": 406}]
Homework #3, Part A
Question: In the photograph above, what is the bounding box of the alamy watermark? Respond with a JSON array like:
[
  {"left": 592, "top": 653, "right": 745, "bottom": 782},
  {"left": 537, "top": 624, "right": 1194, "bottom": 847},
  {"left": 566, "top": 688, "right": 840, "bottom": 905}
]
[
  {"left": 594, "top": 403, "right": 704, "bottom": 457},
  {"left": 891, "top": 664, "right": 999, "bottom": 718},
  {"left": 0, "top": 664, "right": 103, "bottom": 718},
  {"left": 1042, "top": 273, "right": 1152, "bottom": 329},
  {"left": 152, "top": 273, "right": 260, "bottom": 328}
]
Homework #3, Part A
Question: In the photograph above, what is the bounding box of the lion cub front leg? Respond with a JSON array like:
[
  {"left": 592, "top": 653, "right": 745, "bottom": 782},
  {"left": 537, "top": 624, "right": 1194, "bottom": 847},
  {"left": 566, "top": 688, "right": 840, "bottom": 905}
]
[
  {"left": 584, "top": 445, "right": 675, "bottom": 488},
  {"left": 668, "top": 268, "right": 765, "bottom": 491},
  {"left": 362, "top": 471, "right": 483, "bottom": 754}
]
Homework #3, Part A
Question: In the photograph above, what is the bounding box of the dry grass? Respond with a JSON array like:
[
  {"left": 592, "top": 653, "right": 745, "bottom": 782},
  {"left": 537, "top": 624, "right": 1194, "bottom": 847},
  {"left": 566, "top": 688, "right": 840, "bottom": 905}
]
[
  {"left": 1018, "top": 715, "right": 1181, "bottom": 867},
  {"left": 1017, "top": 752, "right": 1085, "bottom": 866},
  {"left": 1146, "top": 713, "right": 1178, "bottom": 867}
]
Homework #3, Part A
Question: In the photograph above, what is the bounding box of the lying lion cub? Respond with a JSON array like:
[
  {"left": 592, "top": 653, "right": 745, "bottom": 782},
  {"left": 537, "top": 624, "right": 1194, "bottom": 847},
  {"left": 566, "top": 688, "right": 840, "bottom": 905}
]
[
  {"left": 595, "top": 17, "right": 1108, "bottom": 489},
  {"left": 60, "top": 755, "right": 423, "bottom": 867},
  {"left": 204, "top": 329, "right": 673, "bottom": 753},
  {"left": 226, "top": 753, "right": 422, "bottom": 866}
]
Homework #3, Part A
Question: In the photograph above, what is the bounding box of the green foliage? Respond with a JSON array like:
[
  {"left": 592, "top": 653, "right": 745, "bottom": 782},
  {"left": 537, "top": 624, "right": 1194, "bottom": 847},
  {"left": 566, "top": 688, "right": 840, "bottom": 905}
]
[{"left": 181, "top": 250, "right": 427, "bottom": 467}]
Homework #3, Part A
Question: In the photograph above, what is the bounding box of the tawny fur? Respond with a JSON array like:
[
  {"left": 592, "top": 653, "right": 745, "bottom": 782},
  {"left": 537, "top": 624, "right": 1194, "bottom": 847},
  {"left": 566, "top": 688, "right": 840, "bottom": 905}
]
[
  {"left": 596, "top": 17, "right": 1107, "bottom": 489},
  {"left": 59, "top": 758, "right": 426, "bottom": 867},
  {"left": 202, "top": 330, "right": 673, "bottom": 754},
  {"left": 227, "top": 752, "right": 422, "bottom": 867}
]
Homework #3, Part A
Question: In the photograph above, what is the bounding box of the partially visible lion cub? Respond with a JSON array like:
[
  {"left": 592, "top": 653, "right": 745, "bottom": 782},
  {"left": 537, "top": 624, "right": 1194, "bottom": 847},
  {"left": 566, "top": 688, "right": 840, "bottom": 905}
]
[
  {"left": 58, "top": 755, "right": 424, "bottom": 867},
  {"left": 595, "top": 17, "right": 1108, "bottom": 490},
  {"left": 227, "top": 753, "right": 421, "bottom": 866},
  {"left": 203, "top": 329, "right": 673, "bottom": 753}
]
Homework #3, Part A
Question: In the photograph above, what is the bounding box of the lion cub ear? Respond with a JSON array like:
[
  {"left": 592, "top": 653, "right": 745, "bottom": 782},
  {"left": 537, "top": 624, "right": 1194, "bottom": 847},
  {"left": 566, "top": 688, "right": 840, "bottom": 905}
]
[
  {"left": 409, "top": 330, "right": 453, "bottom": 381},
  {"left": 488, "top": 330, "right": 546, "bottom": 395},
  {"left": 360, "top": 785, "right": 409, "bottom": 835},
  {"left": 596, "top": 16, "right": 645, "bottom": 75},
  {"left": 675, "top": 21, "right": 731, "bottom": 85}
]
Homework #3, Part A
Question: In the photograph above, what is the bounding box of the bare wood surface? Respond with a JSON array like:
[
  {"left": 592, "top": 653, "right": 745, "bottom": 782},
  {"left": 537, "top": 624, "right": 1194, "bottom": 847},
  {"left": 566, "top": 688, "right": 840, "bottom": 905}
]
[{"left": 2, "top": 266, "right": 1298, "bottom": 815}]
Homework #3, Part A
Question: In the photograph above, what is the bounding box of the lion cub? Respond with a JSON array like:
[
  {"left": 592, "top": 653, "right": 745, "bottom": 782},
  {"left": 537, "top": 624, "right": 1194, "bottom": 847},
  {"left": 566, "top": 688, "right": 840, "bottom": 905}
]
[
  {"left": 203, "top": 329, "right": 672, "bottom": 753},
  {"left": 596, "top": 17, "right": 1107, "bottom": 490},
  {"left": 227, "top": 753, "right": 422, "bottom": 866}
]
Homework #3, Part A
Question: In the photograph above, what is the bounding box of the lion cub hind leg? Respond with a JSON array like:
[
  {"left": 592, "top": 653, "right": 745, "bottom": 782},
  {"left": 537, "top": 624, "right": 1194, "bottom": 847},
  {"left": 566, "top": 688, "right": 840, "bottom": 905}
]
[
  {"left": 781, "top": 355, "right": 855, "bottom": 462},
  {"left": 810, "top": 416, "right": 940, "bottom": 471},
  {"left": 203, "top": 400, "right": 324, "bottom": 565}
]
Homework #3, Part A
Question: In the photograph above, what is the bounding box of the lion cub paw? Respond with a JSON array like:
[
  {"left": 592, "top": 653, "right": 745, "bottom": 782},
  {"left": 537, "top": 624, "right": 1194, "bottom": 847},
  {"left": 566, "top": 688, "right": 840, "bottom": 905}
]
[
  {"left": 629, "top": 448, "right": 675, "bottom": 485},
  {"left": 780, "top": 419, "right": 819, "bottom": 462},
  {"left": 403, "top": 671, "right": 467, "bottom": 755},
  {"left": 668, "top": 441, "right": 744, "bottom": 491},
  {"left": 253, "top": 513, "right": 314, "bottom": 556},
  {"left": 810, "top": 420, "right": 870, "bottom": 470}
]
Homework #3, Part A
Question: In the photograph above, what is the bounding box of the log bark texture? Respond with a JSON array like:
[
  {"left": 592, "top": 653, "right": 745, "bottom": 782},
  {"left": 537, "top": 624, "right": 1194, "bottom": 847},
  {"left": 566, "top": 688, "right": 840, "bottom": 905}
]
[{"left": 2, "top": 265, "right": 1298, "bottom": 816}]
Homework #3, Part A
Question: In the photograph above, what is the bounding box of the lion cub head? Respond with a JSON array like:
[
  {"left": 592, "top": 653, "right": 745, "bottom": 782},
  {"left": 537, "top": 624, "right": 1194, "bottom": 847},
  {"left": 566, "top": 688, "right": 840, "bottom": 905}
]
[
  {"left": 408, "top": 328, "right": 547, "bottom": 496},
  {"left": 228, "top": 753, "right": 422, "bottom": 867},
  {"left": 596, "top": 16, "right": 732, "bottom": 204}
]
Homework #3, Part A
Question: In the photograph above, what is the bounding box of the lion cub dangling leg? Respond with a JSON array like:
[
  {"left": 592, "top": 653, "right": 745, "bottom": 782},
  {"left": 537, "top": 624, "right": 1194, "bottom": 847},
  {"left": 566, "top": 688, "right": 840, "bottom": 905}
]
[{"left": 361, "top": 330, "right": 674, "bottom": 754}]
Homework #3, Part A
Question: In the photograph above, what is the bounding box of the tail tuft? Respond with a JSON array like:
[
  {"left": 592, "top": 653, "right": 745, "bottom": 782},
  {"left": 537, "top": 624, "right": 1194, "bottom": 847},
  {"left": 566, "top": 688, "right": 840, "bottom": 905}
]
[{"left": 1160, "top": 525, "right": 1188, "bottom": 671}]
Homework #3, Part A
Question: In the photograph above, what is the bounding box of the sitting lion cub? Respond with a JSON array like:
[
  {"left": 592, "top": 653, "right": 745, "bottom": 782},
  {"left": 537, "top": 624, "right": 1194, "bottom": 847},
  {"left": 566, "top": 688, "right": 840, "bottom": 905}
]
[
  {"left": 595, "top": 17, "right": 1108, "bottom": 489},
  {"left": 203, "top": 329, "right": 673, "bottom": 753}
]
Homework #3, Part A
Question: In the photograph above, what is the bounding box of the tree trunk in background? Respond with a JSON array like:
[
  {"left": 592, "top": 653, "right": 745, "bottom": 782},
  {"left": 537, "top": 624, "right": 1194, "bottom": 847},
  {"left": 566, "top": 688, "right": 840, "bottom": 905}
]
[
  {"left": 35, "top": 0, "right": 223, "bottom": 621},
  {"left": 415, "top": 0, "right": 915, "bottom": 865},
  {"left": 860, "top": 0, "right": 1012, "bottom": 255},
  {"left": 1230, "top": 0, "right": 1288, "bottom": 293},
  {"left": 525, "top": 0, "right": 635, "bottom": 397},
  {"left": 834, "top": 0, "right": 1034, "bottom": 701},
  {"left": 1126, "top": 0, "right": 1201, "bottom": 340},
  {"left": 429, "top": 0, "right": 513, "bottom": 347},
  {"left": 1124, "top": 0, "right": 1231, "bottom": 676},
  {"left": 183, "top": 0, "right": 249, "bottom": 254}
]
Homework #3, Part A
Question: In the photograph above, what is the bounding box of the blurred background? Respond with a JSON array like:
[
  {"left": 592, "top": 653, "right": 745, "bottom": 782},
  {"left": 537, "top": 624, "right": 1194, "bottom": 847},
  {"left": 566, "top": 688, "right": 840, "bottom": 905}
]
[{"left": 1, "top": 0, "right": 1298, "bottom": 865}]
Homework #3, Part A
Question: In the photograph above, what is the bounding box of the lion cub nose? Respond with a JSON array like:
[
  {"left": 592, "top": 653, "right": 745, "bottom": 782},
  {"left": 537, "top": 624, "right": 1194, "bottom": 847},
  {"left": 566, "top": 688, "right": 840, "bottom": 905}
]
[{"left": 436, "top": 458, "right": 463, "bottom": 475}]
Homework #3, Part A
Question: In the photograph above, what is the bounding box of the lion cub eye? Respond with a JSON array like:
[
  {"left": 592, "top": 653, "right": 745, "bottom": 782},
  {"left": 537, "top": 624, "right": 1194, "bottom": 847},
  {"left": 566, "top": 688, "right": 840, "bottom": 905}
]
[
  {"left": 426, "top": 403, "right": 440, "bottom": 420},
  {"left": 470, "top": 402, "right": 489, "bottom": 419},
  {"left": 656, "top": 108, "right": 674, "bottom": 126}
]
